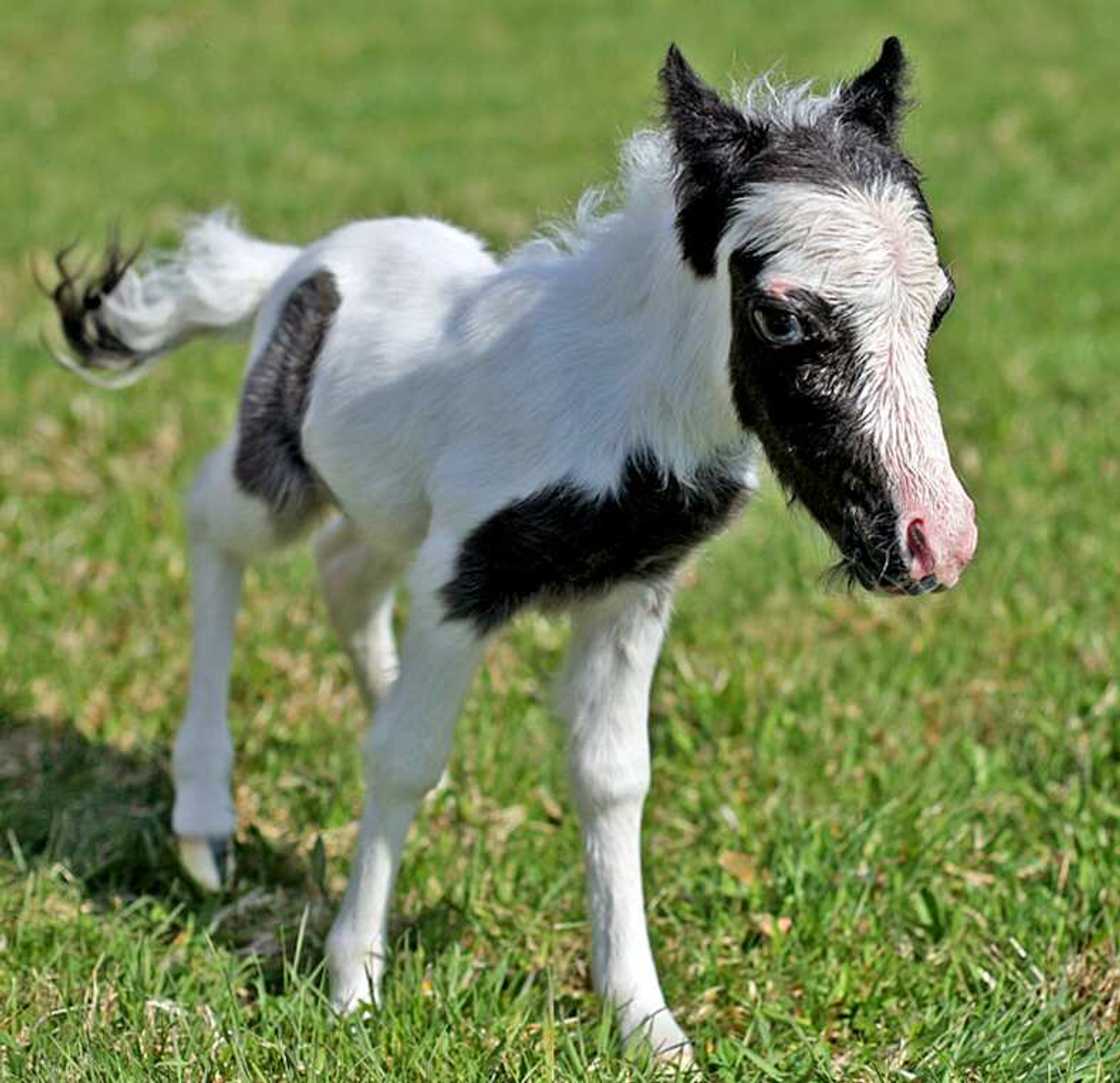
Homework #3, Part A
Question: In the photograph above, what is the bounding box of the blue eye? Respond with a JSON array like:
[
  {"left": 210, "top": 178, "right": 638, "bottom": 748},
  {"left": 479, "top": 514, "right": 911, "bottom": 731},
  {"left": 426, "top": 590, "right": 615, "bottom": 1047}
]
[{"left": 750, "top": 301, "right": 804, "bottom": 346}]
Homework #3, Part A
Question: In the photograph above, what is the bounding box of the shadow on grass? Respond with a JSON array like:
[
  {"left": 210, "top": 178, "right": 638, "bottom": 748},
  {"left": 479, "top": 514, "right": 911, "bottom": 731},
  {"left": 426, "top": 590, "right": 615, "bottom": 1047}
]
[
  {"left": 0, "top": 707, "right": 316, "bottom": 937},
  {"left": 394, "top": 902, "right": 470, "bottom": 958},
  {"left": 0, "top": 706, "right": 178, "bottom": 896},
  {"left": 0, "top": 706, "right": 477, "bottom": 991}
]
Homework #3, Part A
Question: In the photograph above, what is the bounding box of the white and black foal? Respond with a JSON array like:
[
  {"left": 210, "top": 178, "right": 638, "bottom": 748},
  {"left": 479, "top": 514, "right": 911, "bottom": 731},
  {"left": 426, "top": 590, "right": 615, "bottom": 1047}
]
[{"left": 48, "top": 38, "right": 976, "bottom": 1061}]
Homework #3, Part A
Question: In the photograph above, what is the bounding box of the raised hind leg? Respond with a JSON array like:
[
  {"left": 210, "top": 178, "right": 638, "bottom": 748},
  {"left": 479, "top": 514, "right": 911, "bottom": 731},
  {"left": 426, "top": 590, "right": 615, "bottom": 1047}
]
[
  {"left": 171, "top": 440, "right": 309, "bottom": 891},
  {"left": 314, "top": 515, "right": 405, "bottom": 709},
  {"left": 173, "top": 268, "right": 339, "bottom": 890}
]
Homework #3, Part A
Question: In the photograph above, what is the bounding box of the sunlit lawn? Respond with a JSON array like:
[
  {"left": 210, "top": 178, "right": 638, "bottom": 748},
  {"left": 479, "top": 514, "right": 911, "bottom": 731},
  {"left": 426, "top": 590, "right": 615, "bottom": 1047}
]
[{"left": 1, "top": 1, "right": 1118, "bottom": 1079}]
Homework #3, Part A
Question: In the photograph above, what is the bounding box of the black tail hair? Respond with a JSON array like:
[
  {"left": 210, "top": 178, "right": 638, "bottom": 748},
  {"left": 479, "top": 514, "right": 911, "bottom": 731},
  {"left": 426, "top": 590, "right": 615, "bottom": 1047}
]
[{"left": 37, "top": 233, "right": 143, "bottom": 373}]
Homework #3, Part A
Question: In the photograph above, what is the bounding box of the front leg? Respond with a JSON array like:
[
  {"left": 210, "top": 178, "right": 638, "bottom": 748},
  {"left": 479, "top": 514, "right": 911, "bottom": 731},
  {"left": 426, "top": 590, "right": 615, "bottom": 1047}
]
[
  {"left": 560, "top": 582, "right": 692, "bottom": 1063},
  {"left": 326, "top": 544, "right": 485, "bottom": 1012}
]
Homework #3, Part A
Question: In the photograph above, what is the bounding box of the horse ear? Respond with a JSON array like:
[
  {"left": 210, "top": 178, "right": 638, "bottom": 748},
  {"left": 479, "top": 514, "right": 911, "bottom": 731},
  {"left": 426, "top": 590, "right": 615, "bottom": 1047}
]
[
  {"left": 837, "top": 37, "right": 909, "bottom": 143},
  {"left": 660, "top": 45, "right": 767, "bottom": 276},
  {"left": 661, "top": 45, "right": 750, "bottom": 147}
]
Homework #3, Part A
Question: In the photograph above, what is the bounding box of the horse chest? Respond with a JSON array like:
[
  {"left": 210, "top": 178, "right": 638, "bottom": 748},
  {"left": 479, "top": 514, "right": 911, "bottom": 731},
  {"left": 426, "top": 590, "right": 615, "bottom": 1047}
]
[{"left": 441, "top": 455, "right": 750, "bottom": 633}]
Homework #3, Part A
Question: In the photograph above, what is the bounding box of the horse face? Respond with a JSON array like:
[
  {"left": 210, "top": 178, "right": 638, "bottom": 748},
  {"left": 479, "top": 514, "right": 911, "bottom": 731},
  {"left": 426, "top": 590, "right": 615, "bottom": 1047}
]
[{"left": 662, "top": 39, "right": 977, "bottom": 593}]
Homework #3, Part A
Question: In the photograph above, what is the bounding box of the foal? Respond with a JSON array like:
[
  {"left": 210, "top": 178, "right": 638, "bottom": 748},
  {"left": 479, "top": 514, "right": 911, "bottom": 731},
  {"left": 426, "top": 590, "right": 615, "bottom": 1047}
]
[{"left": 48, "top": 38, "right": 976, "bottom": 1060}]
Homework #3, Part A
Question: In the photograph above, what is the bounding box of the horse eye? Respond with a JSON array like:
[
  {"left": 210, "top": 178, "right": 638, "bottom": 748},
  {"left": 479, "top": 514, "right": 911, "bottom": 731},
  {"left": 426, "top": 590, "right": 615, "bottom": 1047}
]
[
  {"left": 931, "top": 277, "right": 956, "bottom": 334},
  {"left": 750, "top": 301, "right": 805, "bottom": 346}
]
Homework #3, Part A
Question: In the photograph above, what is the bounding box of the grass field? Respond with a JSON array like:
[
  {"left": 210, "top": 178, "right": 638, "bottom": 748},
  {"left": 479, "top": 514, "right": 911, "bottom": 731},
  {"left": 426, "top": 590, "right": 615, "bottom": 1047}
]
[{"left": 2, "top": 1, "right": 1119, "bottom": 1079}]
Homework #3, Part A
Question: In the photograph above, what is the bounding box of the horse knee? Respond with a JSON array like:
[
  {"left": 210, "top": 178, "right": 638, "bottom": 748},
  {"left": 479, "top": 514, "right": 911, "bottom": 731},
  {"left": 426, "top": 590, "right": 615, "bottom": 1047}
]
[
  {"left": 570, "top": 746, "right": 650, "bottom": 813},
  {"left": 363, "top": 725, "right": 446, "bottom": 804}
]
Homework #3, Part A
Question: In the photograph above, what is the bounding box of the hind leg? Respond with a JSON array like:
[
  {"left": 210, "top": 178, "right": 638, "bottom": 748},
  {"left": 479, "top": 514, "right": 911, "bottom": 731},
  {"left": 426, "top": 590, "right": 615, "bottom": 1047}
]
[
  {"left": 314, "top": 516, "right": 405, "bottom": 709},
  {"left": 172, "top": 440, "right": 309, "bottom": 891}
]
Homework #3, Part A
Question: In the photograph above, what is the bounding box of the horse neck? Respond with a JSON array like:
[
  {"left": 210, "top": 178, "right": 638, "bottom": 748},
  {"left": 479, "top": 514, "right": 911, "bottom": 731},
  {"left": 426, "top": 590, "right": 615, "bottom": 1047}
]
[{"left": 526, "top": 200, "right": 746, "bottom": 480}]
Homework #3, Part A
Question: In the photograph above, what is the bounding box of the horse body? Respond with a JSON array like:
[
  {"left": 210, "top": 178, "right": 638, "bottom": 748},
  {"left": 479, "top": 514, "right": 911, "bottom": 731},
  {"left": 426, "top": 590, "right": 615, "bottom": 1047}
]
[
  {"left": 299, "top": 198, "right": 749, "bottom": 531},
  {"left": 291, "top": 216, "right": 500, "bottom": 532},
  {"left": 47, "top": 39, "right": 976, "bottom": 1062}
]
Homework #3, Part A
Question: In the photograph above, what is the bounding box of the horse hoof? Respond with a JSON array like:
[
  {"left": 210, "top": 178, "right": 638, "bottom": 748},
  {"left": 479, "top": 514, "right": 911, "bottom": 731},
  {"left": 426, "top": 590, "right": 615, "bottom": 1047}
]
[
  {"left": 624, "top": 1012, "right": 696, "bottom": 1074},
  {"left": 653, "top": 1042, "right": 697, "bottom": 1074},
  {"left": 177, "top": 835, "right": 234, "bottom": 892}
]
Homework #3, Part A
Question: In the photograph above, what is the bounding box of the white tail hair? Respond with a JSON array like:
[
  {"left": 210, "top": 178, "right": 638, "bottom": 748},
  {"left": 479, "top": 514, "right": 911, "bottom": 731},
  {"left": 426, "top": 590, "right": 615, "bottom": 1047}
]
[{"left": 45, "top": 210, "right": 299, "bottom": 388}]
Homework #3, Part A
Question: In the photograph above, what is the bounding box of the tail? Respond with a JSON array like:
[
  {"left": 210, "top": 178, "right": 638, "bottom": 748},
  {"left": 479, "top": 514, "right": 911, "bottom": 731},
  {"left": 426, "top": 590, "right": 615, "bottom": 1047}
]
[{"left": 42, "top": 210, "right": 301, "bottom": 388}]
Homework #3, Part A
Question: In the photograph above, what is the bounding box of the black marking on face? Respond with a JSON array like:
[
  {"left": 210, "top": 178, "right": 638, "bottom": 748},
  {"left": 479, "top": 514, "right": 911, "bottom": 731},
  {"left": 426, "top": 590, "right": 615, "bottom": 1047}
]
[
  {"left": 726, "top": 249, "right": 916, "bottom": 593},
  {"left": 441, "top": 453, "right": 750, "bottom": 633},
  {"left": 233, "top": 270, "right": 339, "bottom": 525},
  {"left": 743, "top": 123, "right": 931, "bottom": 231}
]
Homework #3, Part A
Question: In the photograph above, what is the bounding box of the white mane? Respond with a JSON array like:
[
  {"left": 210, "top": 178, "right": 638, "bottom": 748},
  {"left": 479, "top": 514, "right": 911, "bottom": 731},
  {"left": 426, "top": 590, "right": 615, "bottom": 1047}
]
[
  {"left": 510, "top": 72, "right": 842, "bottom": 268},
  {"left": 731, "top": 72, "right": 840, "bottom": 130}
]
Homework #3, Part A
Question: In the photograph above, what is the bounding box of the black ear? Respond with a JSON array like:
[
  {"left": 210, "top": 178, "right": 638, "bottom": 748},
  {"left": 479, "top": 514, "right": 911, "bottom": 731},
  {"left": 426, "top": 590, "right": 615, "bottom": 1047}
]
[
  {"left": 837, "top": 37, "right": 909, "bottom": 143},
  {"left": 660, "top": 44, "right": 767, "bottom": 277}
]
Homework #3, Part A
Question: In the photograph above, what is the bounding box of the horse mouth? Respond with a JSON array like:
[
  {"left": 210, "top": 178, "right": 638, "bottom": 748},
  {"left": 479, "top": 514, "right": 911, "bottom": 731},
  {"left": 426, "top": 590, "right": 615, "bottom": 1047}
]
[
  {"left": 882, "top": 574, "right": 945, "bottom": 596},
  {"left": 827, "top": 553, "right": 943, "bottom": 596},
  {"left": 826, "top": 505, "right": 945, "bottom": 597}
]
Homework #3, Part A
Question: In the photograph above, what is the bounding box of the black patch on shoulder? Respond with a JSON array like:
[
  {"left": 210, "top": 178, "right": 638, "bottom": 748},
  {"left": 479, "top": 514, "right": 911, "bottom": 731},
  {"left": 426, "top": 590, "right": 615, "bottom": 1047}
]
[
  {"left": 441, "top": 453, "right": 750, "bottom": 633},
  {"left": 233, "top": 270, "right": 340, "bottom": 523}
]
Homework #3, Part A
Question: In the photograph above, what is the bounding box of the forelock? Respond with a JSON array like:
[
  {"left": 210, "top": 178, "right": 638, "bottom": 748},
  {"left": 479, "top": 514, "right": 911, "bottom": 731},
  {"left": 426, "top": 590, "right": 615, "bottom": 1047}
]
[
  {"left": 724, "top": 181, "right": 943, "bottom": 319},
  {"left": 728, "top": 72, "right": 841, "bottom": 130}
]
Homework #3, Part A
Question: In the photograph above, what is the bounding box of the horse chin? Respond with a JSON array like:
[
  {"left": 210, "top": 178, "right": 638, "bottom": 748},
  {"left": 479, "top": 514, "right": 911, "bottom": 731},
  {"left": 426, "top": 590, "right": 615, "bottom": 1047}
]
[
  {"left": 825, "top": 540, "right": 943, "bottom": 597},
  {"left": 834, "top": 560, "right": 943, "bottom": 597}
]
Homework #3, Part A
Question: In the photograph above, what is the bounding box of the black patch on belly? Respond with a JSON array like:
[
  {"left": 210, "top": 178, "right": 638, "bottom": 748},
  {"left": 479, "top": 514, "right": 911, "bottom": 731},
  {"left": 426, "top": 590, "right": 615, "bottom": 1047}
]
[
  {"left": 234, "top": 270, "right": 340, "bottom": 524},
  {"left": 441, "top": 453, "right": 750, "bottom": 633}
]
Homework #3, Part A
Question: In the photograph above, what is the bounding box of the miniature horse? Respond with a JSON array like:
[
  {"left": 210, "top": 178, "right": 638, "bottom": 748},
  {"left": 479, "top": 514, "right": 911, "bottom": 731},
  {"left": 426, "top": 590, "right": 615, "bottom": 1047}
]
[{"left": 48, "top": 38, "right": 976, "bottom": 1062}]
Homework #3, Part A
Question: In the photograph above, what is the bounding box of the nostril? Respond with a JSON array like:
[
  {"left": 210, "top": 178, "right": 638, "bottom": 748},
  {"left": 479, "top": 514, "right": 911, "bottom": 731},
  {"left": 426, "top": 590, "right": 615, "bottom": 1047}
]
[{"left": 906, "top": 518, "right": 934, "bottom": 577}]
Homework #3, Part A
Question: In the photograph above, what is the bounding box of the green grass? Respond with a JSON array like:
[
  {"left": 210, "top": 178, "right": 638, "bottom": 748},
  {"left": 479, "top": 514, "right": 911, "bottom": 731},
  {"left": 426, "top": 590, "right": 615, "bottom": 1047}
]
[{"left": 2, "top": 1, "right": 1119, "bottom": 1079}]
